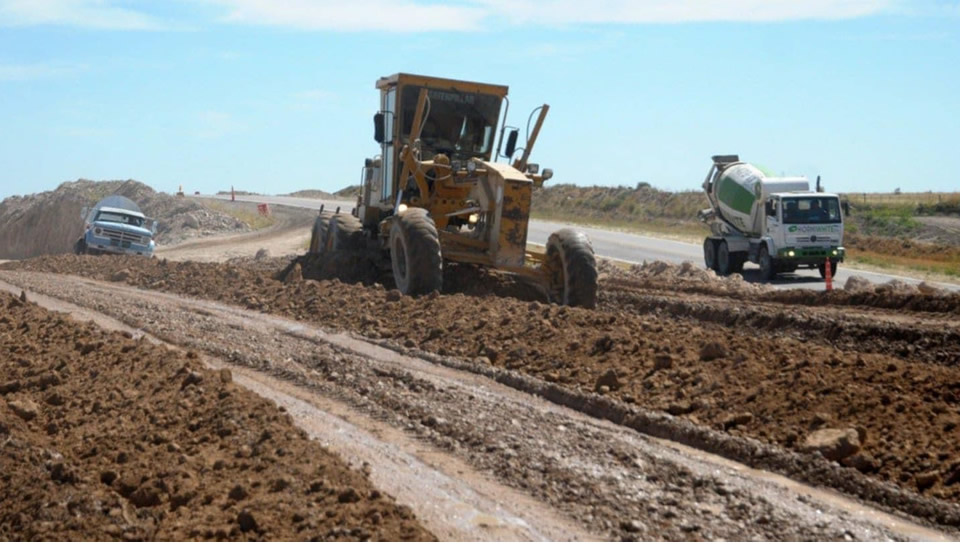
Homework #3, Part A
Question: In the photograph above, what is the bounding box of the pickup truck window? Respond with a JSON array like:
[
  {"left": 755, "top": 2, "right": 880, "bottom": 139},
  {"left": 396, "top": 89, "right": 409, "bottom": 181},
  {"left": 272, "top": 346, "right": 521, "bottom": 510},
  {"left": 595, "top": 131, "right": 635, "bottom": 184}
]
[{"left": 95, "top": 211, "right": 145, "bottom": 227}]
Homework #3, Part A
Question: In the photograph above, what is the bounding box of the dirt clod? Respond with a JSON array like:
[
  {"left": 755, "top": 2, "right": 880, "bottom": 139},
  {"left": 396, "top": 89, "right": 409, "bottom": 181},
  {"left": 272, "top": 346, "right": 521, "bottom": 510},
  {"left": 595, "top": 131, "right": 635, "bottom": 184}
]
[
  {"left": 699, "top": 341, "right": 728, "bottom": 362},
  {"left": 7, "top": 398, "right": 39, "bottom": 421},
  {"left": 802, "top": 428, "right": 862, "bottom": 461},
  {"left": 595, "top": 369, "right": 621, "bottom": 392}
]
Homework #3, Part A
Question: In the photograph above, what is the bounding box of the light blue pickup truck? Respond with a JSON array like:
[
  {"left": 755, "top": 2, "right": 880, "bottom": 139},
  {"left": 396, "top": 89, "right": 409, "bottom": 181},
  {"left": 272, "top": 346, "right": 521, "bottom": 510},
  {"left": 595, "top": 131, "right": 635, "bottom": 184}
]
[{"left": 74, "top": 195, "right": 156, "bottom": 257}]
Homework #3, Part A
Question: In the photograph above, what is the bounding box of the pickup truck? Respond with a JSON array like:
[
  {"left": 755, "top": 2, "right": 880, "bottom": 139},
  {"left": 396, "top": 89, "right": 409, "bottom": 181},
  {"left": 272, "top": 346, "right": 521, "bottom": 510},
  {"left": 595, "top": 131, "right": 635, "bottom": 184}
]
[{"left": 75, "top": 195, "right": 156, "bottom": 257}]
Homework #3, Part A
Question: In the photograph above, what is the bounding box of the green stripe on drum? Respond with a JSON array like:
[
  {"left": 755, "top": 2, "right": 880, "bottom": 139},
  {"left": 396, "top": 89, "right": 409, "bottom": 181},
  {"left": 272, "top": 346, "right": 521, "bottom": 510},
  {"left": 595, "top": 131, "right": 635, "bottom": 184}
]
[{"left": 717, "top": 176, "right": 756, "bottom": 215}]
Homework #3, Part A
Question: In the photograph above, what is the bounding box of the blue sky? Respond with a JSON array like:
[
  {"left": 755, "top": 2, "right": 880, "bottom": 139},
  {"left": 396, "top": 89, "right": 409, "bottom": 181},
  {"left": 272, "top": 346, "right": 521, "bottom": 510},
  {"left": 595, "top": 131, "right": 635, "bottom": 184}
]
[{"left": 1, "top": 0, "right": 958, "bottom": 199}]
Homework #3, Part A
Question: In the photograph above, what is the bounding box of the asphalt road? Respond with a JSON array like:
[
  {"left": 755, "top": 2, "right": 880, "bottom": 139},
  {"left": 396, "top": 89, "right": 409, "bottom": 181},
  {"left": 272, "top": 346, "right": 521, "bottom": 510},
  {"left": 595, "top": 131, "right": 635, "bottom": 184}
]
[{"left": 200, "top": 194, "right": 960, "bottom": 292}]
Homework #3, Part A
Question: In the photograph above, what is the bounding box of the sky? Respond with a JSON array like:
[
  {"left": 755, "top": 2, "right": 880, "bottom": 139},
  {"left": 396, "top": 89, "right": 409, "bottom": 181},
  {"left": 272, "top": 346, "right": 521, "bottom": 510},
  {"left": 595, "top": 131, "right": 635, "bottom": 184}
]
[{"left": 1, "top": 0, "right": 958, "bottom": 199}]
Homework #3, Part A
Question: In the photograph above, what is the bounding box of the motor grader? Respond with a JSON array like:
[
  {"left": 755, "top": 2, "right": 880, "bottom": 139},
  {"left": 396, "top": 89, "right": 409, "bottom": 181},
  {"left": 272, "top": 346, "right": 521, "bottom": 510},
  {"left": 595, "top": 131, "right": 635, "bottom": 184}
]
[{"left": 309, "top": 73, "right": 598, "bottom": 308}]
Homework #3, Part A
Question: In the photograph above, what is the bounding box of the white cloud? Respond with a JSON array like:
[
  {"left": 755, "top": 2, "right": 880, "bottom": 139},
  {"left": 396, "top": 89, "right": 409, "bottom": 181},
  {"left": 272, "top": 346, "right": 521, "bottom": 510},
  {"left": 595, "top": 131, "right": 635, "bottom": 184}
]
[
  {"left": 476, "top": 0, "right": 894, "bottom": 24},
  {"left": 0, "top": 62, "right": 87, "bottom": 81},
  {"left": 0, "top": 0, "right": 171, "bottom": 30},
  {"left": 204, "top": 0, "right": 486, "bottom": 31},
  {"left": 0, "top": 0, "right": 919, "bottom": 32}
]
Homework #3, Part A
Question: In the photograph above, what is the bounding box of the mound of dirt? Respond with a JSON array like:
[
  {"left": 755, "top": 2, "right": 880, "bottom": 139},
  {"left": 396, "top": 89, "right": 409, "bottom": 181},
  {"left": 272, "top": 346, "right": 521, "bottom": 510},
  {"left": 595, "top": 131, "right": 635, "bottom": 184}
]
[
  {"left": 0, "top": 180, "right": 250, "bottom": 260},
  {"left": 5, "top": 254, "right": 960, "bottom": 511},
  {"left": 0, "top": 293, "right": 432, "bottom": 541}
]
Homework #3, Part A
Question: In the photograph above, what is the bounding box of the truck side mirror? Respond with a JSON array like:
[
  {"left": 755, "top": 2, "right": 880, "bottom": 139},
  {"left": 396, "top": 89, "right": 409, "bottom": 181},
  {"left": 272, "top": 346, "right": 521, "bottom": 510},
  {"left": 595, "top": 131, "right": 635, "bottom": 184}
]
[
  {"left": 373, "top": 113, "right": 385, "bottom": 144},
  {"left": 503, "top": 129, "right": 518, "bottom": 159},
  {"left": 842, "top": 200, "right": 850, "bottom": 217}
]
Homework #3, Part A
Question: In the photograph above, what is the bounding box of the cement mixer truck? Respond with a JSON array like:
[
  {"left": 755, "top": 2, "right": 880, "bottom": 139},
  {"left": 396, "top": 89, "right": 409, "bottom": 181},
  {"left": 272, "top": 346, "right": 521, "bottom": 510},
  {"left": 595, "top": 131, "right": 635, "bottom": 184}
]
[{"left": 698, "top": 155, "right": 844, "bottom": 281}]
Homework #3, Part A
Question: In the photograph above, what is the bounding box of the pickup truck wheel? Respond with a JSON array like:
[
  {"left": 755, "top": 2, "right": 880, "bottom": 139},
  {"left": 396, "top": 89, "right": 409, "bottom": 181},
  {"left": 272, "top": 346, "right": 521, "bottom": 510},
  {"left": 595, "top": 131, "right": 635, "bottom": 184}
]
[
  {"left": 544, "top": 229, "right": 598, "bottom": 309},
  {"left": 758, "top": 245, "right": 776, "bottom": 282},
  {"left": 716, "top": 241, "right": 732, "bottom": 276},
  {"left": 390, "top": 208, "right": 442, "bottom": 296},
  {"left": 73, "top": 238, "right": 87, "bottom": 255},
  {"left": 327, "top": 213, "right": 364, "bottom": 251},
  {"left": 703, "top": 238, "right": 718, "bottom": 271},
  {"left": 818, "top": 259, "right": 838, "bottom": 279}
]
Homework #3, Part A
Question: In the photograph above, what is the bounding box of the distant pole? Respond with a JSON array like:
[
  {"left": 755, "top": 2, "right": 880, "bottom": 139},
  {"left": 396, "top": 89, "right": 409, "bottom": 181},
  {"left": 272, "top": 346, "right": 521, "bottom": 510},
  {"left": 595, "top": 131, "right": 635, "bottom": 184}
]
[{"left": 231, "top": 185, "right": 236, "bottom": 202}]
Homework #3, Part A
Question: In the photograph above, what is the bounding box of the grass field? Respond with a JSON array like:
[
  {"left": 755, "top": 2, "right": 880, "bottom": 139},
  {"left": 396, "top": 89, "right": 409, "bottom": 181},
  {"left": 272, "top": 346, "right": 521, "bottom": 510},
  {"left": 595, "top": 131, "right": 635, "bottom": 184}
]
[{"left": 198, "top": 199, "right": 275, "bottom": 231}]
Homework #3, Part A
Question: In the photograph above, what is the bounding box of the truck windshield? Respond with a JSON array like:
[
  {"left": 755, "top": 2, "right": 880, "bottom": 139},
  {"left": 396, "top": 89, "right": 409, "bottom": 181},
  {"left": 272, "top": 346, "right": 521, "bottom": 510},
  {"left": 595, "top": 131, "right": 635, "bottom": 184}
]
[
  {"left": 782, "top": 197, "right": 841, "bottom": 224},
  {"left": 400, "top": 86, "right": 501, "bottom": 160},
  {"left": 95, "top": 211, "right": 145, "bottom": 227}
]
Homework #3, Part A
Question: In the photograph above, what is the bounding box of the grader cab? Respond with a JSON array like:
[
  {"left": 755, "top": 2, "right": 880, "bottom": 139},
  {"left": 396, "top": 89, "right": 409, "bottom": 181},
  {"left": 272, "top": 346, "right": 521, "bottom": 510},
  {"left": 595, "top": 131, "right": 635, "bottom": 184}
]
[{"left": 309, "top": 73, "right": 598, "bottom": 308}]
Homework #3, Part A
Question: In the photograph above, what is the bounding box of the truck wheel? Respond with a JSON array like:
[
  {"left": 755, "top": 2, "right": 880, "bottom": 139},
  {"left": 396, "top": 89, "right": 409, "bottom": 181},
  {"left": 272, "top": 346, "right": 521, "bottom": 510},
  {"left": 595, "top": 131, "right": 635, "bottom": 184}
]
[
  {"left": 818, "top": 259, "right": 838, "bottom": 279},
  {"left": 326, "top": 213, "right": 364, "bottom": 251},
  {"left": 716, "top": 241, "right": 732, "bottom": 276},
  {"left": 703, "top": 238, "right": 718, "bottom": 272},
  {"left": 544, "top": 229, "right": 598, "bottom": 308},
  {"left": 73, "top": 238, "right": 87, "bottom": 255},
  {"left": 308, "top": 213, "right": 333, "bottom": 254},
  {"left": 758, "top": 245, "right": 776, "bottom": 282},
  {"left": 390, "top": 208, "right": 442, "bottom": 296}
]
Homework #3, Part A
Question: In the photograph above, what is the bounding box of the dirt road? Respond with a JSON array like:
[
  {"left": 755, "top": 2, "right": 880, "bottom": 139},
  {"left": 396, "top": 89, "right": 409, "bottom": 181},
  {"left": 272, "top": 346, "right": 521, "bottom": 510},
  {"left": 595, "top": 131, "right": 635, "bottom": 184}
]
[{"left": 0, "top": 264, "right": 956, "bottom": 541}]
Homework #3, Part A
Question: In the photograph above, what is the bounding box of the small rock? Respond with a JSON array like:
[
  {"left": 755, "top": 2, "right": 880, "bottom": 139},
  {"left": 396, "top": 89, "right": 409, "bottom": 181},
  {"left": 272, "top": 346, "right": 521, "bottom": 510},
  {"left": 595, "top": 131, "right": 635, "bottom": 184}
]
[
  {"left": 219, "top": 369, "right": 233, "bottom": 384},
  {"left": 421, "top": 416, "right": 445, "bottom": 428},
  {"left": 180, "top": 371, "right": 204, "bottom": 389},
  {"left": 595, "top": 369, "right": 621, "bottom": 392},
  {"left": 284, "top": 263, "right": 303, "bottom": 284},
  {"left": 721, "top": 412, "right": 753, "bottom": 429},
  {"left": 338, "top": 487, "right": 361, "bottom": 503},
  {"left": 8, "top": 399, "right": 40, "bottom": 421},
  {"left": 844, "top": 275, "right": 874, "bottom": 293},
  {"left": 802, "top": 428, "right": 861, "bottom": 461},
  {"left": 228, "top": 484, "right": 248, "bottom": 501},
  {"left": 699, "top": 341, "right": 728, "bottom": 362},
  {"left": 403, "top": 338, "right": 416, "bottom": 348},
  {"left": 129, "top": 485, "right": 162, "bottom": 507},
  {"left": 0, "top": 380, "right": 22, "bottom": 395},
  {"left": 667, "top": 401, "right": 694, "bottom": 415},
  {"left": 237, "top": 510, "right": 258, "bottom": 533},
  {"left": 842, "top": 452, "right": 878, "bottom": 474},
  {"left": 654, "top": 354, "right": 673, "bottom": 370},
  {"left": 19, "top": 290, "right": 28, "bottom": 303},
  {"left": 621, "top": 519, "right": 646, "bottom": 533},
  {"left": 385, "top": 289, "right": 402, "bottom": 302},
  {"left": 915, "top": 471, "right": 939, "bottom": 491},
  {"left": 254, "top": 248, "right": 269, "bottom": 260}
]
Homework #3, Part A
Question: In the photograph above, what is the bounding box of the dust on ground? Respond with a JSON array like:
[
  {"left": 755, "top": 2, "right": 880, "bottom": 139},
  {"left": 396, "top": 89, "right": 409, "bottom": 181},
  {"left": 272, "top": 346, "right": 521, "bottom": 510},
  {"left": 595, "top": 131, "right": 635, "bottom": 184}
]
[
  {"left": 4, "top": 253, "right": 959, "bottom": 519},
  {"left": 0, "top": 292, "right": 433, "bottom": 542}
]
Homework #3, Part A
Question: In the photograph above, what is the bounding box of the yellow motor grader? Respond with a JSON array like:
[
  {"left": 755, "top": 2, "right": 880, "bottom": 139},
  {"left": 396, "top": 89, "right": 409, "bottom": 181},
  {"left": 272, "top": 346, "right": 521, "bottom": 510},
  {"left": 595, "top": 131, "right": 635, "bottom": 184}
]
[{"left": 309, "top": 73, "right": 597, "bottom": 308}]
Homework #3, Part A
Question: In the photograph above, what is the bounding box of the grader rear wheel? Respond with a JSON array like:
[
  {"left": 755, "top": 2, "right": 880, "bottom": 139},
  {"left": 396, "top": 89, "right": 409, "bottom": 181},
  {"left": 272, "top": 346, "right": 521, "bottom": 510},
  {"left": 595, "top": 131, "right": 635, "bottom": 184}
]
[
  {"left": 544, "top": 229, "right": 598, "bottom": 309},
  {"left": 327, "top": 213, "right": 364, "bottom": 251},
  {"left": 390, "top": 208, "right": 442, "bottom": 296}
]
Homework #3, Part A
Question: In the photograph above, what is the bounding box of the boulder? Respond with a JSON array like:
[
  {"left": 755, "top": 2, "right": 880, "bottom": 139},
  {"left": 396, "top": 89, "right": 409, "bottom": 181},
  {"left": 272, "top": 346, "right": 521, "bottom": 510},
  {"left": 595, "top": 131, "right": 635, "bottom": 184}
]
[{"left": 802, "top": 428, "right": 861, "bottom": 461}]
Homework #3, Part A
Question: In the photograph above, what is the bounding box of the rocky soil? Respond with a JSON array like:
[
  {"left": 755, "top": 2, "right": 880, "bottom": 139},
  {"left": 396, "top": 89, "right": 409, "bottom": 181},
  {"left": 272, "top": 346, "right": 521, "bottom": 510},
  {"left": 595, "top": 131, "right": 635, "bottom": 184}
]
[
  {"left": 0, "top": 180, "right": 251, "bottom": 259},
  {"left": 3, "top": 253, "right": 959, "bottom": 519},
  {"left": 0, "top": 292, "right": 433, "bottom": 541},
  {"left": 2, "top": 271, "right": 951, "bottom": 541}
]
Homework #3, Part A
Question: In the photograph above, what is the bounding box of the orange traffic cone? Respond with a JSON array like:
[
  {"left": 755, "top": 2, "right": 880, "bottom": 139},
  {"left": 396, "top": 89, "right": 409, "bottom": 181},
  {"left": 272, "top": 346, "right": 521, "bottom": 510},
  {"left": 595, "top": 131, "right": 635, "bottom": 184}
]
[{"left": 825, "top": 260, "right": 833, "bottom": 291}]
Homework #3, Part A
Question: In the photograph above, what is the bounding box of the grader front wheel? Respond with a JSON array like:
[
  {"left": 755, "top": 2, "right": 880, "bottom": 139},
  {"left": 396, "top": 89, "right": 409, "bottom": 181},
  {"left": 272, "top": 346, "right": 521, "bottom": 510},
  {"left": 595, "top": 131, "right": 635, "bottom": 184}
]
[
  {"left": 390, "top": 208, "right": 443, "bottom": 296},
  {"left": 309, "top": 213, "right": 333, "bottom": 254},
  {"left": 327, "top": 213, "right": 364, "bottom": 251},
  {"left": 544, "top": 229, "right": 598, "bottom": 309}
]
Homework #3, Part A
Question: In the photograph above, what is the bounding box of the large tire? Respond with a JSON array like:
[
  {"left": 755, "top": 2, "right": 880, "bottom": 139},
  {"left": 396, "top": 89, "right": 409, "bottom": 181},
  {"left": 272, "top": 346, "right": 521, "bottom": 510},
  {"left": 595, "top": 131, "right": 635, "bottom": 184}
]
[
  {"left": 703, "top": 238, "right": 717, "bottom": 272},
  {"left": 818, "top": 259, "right": 838, "bottom": 279},
  {"left": 74, "top": 238, "right": 87, "bottom": 255},
  {"left": 309, "top": 213, "right": 333, "bottom": 254},
  {"left": 544, "top": 229, "right": 598, "bottom": 309},
  {"left": 716, "top": 241, "right": 731, "bottom": 276},
  {"left": 326, "top": 213, "right": 364, "bottom": 251},
  {"left": 758, "top": 245, "right": 776, "bottom": 282},
  {"left": 390, "top": 208, "right": 442, "bottom": 296}
]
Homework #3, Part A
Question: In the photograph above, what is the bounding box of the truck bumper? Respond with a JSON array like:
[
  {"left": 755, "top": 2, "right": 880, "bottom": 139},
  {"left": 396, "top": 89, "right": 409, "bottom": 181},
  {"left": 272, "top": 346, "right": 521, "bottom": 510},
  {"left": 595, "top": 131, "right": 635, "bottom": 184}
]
[
  {"left": 777, "top": 246, "right": 844, "bottom": 263},
  {"left": 85, "top": 236, "right": 155, "bottom": 258}
]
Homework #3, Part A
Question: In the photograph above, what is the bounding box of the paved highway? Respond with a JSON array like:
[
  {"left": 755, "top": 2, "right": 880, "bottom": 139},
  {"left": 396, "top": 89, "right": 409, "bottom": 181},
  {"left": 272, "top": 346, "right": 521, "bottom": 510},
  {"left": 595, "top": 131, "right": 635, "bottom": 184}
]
[{"left": 200, "top": 194, "right": 960, "bottom": 292}]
